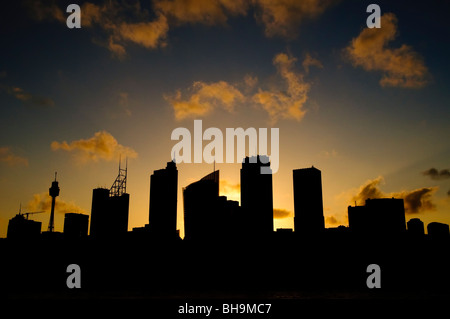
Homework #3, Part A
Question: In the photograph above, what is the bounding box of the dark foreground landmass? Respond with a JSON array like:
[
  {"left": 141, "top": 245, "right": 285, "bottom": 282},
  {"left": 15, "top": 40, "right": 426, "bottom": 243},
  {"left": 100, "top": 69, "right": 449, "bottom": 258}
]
[{"left": 1, "top": 232, "right": 449, "bottom": 300}]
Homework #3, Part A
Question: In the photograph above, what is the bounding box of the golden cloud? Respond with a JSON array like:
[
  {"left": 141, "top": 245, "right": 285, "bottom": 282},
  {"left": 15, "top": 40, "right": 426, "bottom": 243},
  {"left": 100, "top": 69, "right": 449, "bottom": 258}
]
[
  {"left": 27, "top": 1, "right": 168, "bottom": 58},
  {"left": 253, "top": 0, "right": 336, "bottom": 38},
  {"left": 117, "top": 14, "right": 169, "bottom": 49},
  {"left": 252, "top": 52, "right": 312, "bottom": 123},
  {"left": 351, "top": 176, "right": 438, "bottom": 214},
  {"left": 27, "top": 192, "right": 86, "bottom": 215},
  {"left": 27, "top": 0, "right": 65, "bottom": 23},
  {"left": 273, "top": 208, "right": 292, "bottom": 219},
  {"left": 107, "top": 36, "right": 127, "bottom": 60},
  {"left": 81, "top": 2, "right": 103, "bottom": 27},
  {"left": 165, "top": 81, "right": 245, "bottom": 120},
  {"left": 167, "top": 52, "right": 320, "bottom": 122},
  {"left": 302, "top": 53, "right": 323, "bottom": 74},
  {"left": 244, "top": 74, "right": 258, "bottom": 89},
  {"left": 27, "top": 0, "right": 333, "bottom": 58},
  {"left": 0, "top": 147, "right": 29, "bottom": 167},
  {"left": 51, "top": 131, "right": 137, "bottom": 164},
  {"left": 155, "top": 0, "right": 248, "bottom": 26},
  {"left": 345, "top": 13, "right": 429, "bottom": 88}
]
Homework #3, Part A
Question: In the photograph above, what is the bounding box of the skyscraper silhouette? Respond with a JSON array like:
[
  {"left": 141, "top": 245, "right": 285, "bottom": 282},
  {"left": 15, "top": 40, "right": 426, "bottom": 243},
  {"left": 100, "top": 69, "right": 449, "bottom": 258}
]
[
  {"left": 149, "top": 161, "right": 178, "bottom": 239},
  {"left": 240, "top": 155, "right": 274, "bottom": 236},
  {"left": 293, "top": 166, "right": 324, "bottom": 235},
  {"left": 183, "top": 170, "right": 219, "bottom": 241},
  {"left": 89, "top": 162, "right": 129, "bottom": 238}
]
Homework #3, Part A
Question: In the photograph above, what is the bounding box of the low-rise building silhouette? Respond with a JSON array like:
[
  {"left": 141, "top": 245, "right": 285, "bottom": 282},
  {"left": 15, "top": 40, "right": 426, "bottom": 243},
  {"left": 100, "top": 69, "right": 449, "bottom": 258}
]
[
  {"left": 64, "top": 213, "right": 89, "bottom": 239},
  {"left": 348, "top": 198, "right": 406, "bottom": 236},
  {"left": 7, "top": 213, "right": 41, "bottom": 240},
  {"left": 407, "top": 218, "right": 425, "bottom": 237},
  {"left": 427, "top": 222, "right": 449, "bottom": 240}
]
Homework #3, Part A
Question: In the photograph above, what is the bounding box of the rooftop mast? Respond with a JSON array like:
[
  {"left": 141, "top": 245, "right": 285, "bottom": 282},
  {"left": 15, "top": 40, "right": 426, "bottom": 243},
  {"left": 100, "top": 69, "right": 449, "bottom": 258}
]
[{"left": 110, "top": 156, "right": 127, "bottom": 197}]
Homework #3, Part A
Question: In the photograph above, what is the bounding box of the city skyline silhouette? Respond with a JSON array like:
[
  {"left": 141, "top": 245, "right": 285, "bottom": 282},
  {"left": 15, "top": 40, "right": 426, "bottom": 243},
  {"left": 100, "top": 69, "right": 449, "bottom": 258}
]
[
  {"left": 2, "top": 155, "right": 449, "bottom": 299},
  {"left": 5, "top": 155, "right": 449, "bottom": 239}
]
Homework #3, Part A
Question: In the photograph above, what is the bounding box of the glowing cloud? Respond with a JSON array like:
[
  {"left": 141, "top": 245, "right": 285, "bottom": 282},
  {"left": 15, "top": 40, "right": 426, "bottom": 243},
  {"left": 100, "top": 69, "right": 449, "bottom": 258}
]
[
  {"left": 345, "top": 13, "right": 430, "bottom": 88},
  {"left": 302, "top": 53, "right": 323, "bottom": 74},
  {"left": 154, "top": 0, "right": 248, "bottom": 26},
  {"left": 252, "top": 52, "right": 315, "bottom": 123},
  {"left": 51, "top": 131, "right": 137, "bottom": 164},
  {"left": 166, "top": 81, "right": 245, "bottom": 120},
  {"left": 0, "top": 147, "right": 28, "bottom": 167},
  {"left": 117, "top": 14, "right": 169, "bottom": 49},
  {"left": 27, "top": 0, "right": 334, "bottom": 57},
  {"left": 27, "top": 193, "right": 86, "bottom": 215},
  {"left": 253, "top": 0, "right": 336, "bottom": 38},
  {"left": 273, "top": 208, "right": 292, "bottom": 219}
]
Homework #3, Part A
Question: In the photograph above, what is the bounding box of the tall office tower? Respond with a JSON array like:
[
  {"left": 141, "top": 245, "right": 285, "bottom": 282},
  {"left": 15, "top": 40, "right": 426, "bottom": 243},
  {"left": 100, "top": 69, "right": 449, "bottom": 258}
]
[
  {"left": 183, "top": 170, "right": 219, "bottom": 241},
  {"left": 149, "top": 161, "right": 178, "bottom": 238},
  {"left": 89, "top": 161, "right": 130, "bottom": 238},
  {"left": 348, "top": 198, "right": 406, "bottom": 236},
  {"left": 240, "top": 155, "right": 274, "bottom": 236},
  {"left": 293, "top": 166, "right": 325, "bottom": 235}
]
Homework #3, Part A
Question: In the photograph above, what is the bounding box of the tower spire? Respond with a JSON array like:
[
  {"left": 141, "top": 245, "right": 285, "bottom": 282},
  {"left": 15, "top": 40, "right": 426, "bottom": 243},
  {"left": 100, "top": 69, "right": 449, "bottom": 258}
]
[{"left": 48, "top": 172, "right": 60, "bottom": 232}]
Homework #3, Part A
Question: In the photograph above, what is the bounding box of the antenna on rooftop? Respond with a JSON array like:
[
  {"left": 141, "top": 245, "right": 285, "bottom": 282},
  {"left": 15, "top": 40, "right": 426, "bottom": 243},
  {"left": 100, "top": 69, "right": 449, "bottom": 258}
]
[{"left": 110, "top": 155, "right": 127, "bottom": 197}]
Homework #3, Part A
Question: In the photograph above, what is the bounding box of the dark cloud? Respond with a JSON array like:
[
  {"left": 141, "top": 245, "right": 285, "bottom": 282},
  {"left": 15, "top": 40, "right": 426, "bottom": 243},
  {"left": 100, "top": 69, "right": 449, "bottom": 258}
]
[
  {"left": 352, "top": 176, "right": 437, "bottom": 214},
  {"left": 351, "top": 176, "right": 384, "bottom": 205},
  {"left": 1, "top": 84, "right": 54, "bottom": 108},
  {"left": 273, "top": 208, "right": 292, "bottom": 219},
  {"left": 393, "top": 188, "right": 436, "bottom": 215},
  {"left": 422, "top": 168, "right": 450, "bottom": 180}
]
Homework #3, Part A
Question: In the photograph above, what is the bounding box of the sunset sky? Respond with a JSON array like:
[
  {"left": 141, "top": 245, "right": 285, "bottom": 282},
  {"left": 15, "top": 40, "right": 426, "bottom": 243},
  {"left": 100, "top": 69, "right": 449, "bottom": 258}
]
[{"left": 1, "top": 0, "right": 449, "bottom": 238}]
